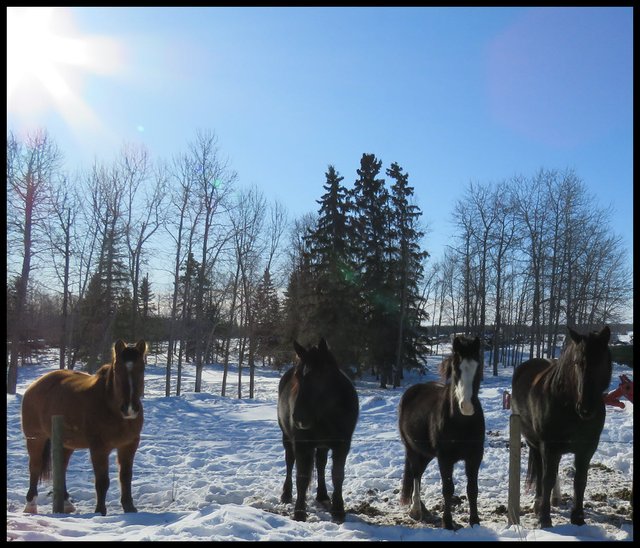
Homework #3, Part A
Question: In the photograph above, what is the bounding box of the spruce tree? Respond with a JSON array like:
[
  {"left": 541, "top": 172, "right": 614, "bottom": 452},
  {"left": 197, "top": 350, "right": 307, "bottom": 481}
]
[
  {"left": 303, "top": 165, "right": 360, "bottom": 367},
  {"left": 387, "top": 162, "right": 429, "bottom": 385},
  {"left": 351, "top": 153, "right": 396, "bottom": 387}
]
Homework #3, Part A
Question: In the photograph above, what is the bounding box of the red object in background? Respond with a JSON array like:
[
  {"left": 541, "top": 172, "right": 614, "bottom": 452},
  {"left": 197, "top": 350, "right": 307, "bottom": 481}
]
[
  {"left": 603, "top": 374, "right": 634, "bottom": 408},
  {"left": 502, "top": 390, "right": 511, "bottom": 410}
]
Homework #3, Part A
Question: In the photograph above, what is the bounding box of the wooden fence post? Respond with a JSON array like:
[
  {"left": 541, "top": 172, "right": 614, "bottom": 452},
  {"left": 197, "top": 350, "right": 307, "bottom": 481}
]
[
  {"left": 508, "top": 413, "right": 521, "bottom": 525},
  {"left": 51, "top": 415, "right": 65, "bottom": 513}
]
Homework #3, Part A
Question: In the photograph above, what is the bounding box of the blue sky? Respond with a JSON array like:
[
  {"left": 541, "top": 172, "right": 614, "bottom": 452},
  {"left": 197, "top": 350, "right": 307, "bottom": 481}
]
[{"left": 7, "top": 6, "right": 633, "bottom": 270}]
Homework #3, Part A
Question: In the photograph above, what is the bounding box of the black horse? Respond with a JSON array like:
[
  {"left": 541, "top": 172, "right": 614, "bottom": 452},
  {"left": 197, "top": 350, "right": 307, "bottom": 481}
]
[
  {"left": 511, "top": 325, "right": 612, "bottom": 528},
  {"left": 398, "top": 335, "right": 484, "bottom": 530},
  {"left": 277, "top": 338, "right": 359, "bottom": 522}
]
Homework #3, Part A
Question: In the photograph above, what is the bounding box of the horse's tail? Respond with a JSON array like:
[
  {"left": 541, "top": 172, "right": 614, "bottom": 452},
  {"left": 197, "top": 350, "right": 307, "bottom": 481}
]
[
  {"left": 39, "top": 438, "right": 52, "bottom": 483},
  {"left": 525, "top": 449, "right": 536, "bottom": 491}
]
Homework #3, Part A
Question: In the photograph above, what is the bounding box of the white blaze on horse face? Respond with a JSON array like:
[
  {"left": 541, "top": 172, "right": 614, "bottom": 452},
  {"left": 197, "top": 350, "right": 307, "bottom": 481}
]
[
  {"left": 123, "top": 361, "right": 137, "bottom": 419},
  {"left": 455, "top": 358, "right": 478, "bottom": 416}
]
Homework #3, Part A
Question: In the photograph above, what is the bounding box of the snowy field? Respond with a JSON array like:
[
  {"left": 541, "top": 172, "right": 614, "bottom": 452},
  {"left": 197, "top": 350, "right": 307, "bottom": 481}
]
[{"left": 6, "top": 344, "right": 634, "bottom": 541}]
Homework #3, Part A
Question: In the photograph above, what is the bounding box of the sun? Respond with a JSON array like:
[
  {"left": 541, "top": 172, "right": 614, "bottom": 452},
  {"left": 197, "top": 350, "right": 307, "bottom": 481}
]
[
  {"left": 7, "top": 7, "right": 123, "bottom": 134},
  {"left": 8, "top": 8, "right": 84, "bottom": 103}
]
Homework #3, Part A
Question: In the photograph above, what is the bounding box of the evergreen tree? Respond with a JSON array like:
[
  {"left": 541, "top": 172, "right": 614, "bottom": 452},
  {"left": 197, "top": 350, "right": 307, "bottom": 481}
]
[
  {"left": 254, "top": 268, "right": 280, "bottom": 366},
  {"left": 351, "top": 153, "right": 396, "bottom": 387},
  {"left": 139, "top": 273, "right": 155, "bottom": 320},
  {"left": 303, "top": 165, "right": 360, "bottom": 367},
  {"left": 387, "top": 162, "right": 429, "bottom": 385}
]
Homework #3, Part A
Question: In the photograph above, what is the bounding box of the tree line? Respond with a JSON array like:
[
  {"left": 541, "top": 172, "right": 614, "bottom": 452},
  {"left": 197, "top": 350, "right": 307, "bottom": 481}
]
[{"left": 6, "top": 129, "right": 632, "bottom": 395}]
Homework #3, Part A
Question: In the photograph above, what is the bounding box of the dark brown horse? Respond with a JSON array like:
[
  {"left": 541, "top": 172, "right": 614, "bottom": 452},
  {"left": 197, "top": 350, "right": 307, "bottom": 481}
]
[
  {"left": 511, "top": 326, "right": 612, "bottom": 528},
  {"left": 21, "top": 339, "right": 147, "bottom": 516},
  {"left": 398, "top": 335, "right": 484, "bottom": 530},
  {"left": 277, "top": 338, "right": 359, "bottom": 523}
]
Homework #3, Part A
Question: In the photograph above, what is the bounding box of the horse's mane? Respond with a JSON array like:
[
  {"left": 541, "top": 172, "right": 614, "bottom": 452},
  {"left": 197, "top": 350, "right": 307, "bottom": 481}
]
[
  {"left": 547, "top": 339, "right": 581, "bottom": 398},
  {"left": 438, "top": 355, "right": 455, "bottom": 382}
]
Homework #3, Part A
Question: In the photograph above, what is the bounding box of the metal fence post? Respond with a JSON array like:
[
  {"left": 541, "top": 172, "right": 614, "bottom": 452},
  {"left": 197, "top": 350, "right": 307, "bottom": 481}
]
[
  {"left": 508, "top": 413, "right": 521, "bottom": 525},
  {"left": 51, "top": 415, "right": 64, "bottom": 513}
]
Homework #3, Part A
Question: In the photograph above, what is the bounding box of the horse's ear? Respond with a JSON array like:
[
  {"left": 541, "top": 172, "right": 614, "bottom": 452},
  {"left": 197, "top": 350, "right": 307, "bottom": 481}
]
[
  {"left": 452, "top": 336, "right": 461, "bottom": 354},
  {"left": 567, "top": 326, "right": 582, "bottom": 344},
  {"left": 114, "top": 340, "right": 126, "bottom": 355},
  {"left": 293, "top": 340, "right": 306, "bottom": 360},
  {"left": 136, "top": 340, "right": 148, "bottom": 356},
  {"left": 318, "top": 338, "right": 329, "bottom": 353},
  {"left": 598, "top": 325, "right": 611, "bottom": 344},
  {"left": 472, "top": 336, "right": 481, "bottom": 353}
]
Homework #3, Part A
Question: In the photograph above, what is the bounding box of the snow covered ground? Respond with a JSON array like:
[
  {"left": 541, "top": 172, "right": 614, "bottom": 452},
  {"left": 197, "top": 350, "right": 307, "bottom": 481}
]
[{"left": 6, "top": 344, "right": 633, "bottom": 541}]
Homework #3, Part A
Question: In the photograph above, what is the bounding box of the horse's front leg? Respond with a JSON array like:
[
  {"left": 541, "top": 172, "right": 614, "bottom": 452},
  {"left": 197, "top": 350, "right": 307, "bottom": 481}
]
[
  {"left": 538, "top": 449, "right": 561, "bottom": 529},
  {"left": 438, "top": 457, "right": 456, "bottom": 530},
  {"left": 293, "top": 442, "right": 314, "bottom": 521},
  {"left": 329, "top": 445, "right": 348, "bottom": 523},
  {"left": 570, "top": 449, "right": 595, "bottom": 525},
  {"left": 89, "top": 446, "right": 111, "bottom": 516},
  {"left": 315, "top": 447, "right": 330, "bottom": 507},
  {"left": 117, "top": 440, "right": 140, "bottom": 513},
  {"left": 465, "top": 452, "right": 482, "bottom": 527},
  {"left": 281, "top": 435, "right": 295, "bottom": 504}
]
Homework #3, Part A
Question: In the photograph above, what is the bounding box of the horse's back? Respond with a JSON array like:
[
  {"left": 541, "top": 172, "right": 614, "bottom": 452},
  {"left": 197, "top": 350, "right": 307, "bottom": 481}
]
[
  {"left": 398, "top": 382, "right": 444, "bottom": 448},
  {"left": 22, "top": 370, "right": 91, "bottom": 431},
  {"left": 511, "top": 358, "right": 554, "bottom": 413},
  {"left": 399, "top": 382, "right": 444, "bottom": 415}
]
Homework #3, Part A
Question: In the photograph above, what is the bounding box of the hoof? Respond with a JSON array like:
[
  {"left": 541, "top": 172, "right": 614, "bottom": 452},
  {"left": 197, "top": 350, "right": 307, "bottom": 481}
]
[
  {"left": 409, "top": 506, "right": 422, "bottom": 521},
  {"left": 95, "top": 506, "right": 107, "bottom": 516},
  {"left": 331, "top": 511, "right": 345, "bottom": 524},
  {"left": 281, "top": 493, "right": 292, "bottom": 504},
  {"left": 316, "top": 495, "right": 331, "bottom": 509},
  {"left": 570, "top": 510, "right": 585, "bottom": 526},
  {"left": 293, "top": 510, "right": 307, "bottom": 522},
  {"left": 63, "top": 499, "right": 76, "bottom": 513},
  {"left": 23, "top": 500, "right": 38, "bottom": 514},
  {"left": 539, "top": 517, "right": 552, "bottom": 529}
]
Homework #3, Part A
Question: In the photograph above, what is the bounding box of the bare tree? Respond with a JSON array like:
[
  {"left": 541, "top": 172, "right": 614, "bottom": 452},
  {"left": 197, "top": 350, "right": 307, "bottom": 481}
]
[
  {"left": 189, "top": 130, "right": 236, "bottom": 393},
  {"left": 42, "top": 174, "right": 78, "bottom": 369},
  {"left": 119, "top": 143, "right": 168, "bottom": 340},
  {"left": 7, "top": 129, "right": 62, "bottom": 393}
]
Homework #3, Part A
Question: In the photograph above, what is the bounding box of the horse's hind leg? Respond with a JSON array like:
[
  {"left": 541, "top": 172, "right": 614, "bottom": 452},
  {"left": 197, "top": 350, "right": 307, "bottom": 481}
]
[
  {"left": 117, "top": 441, "right": 140, "bottom": 513},
  {"left": 406, "top": 452, "right": 430, "bottom": 521},
  {"left": 400, "top": 455, "right": 413, "bottom": 505},
  {"left": 24, "top": 437, "right": 49, "bottom": 513},
  {"left": 314, "top": 447, "right": 330, "bottom": 506},
  {"left": 539, "top": 448, "right": 561, "bottom": 528},
  {"left": 570, "top": 449, "right": 595, "bottom": 525},
  {"left": 281, "top": 435, "right": 295, "bottom": 504},
  {"left": 62, "top": 447, "right": 76, "bottom": 513}
]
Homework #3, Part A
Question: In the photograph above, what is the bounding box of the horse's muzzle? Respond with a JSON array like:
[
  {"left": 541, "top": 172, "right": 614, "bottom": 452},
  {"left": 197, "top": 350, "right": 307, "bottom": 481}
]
[
  {"left": 121, "top": 403, "right": 140, "bottom": 420},
  {"left": 575, "top": 403, "right": 595, "bottom": 420},
  {"left": 459, "top": 400, "right": 475, "bottom": 416}
]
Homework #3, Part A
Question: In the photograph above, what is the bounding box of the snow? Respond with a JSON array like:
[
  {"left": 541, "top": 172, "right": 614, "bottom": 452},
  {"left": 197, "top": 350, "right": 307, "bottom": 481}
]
[{"left": 6, "top": 345, "right": 634, "bottom": 541}]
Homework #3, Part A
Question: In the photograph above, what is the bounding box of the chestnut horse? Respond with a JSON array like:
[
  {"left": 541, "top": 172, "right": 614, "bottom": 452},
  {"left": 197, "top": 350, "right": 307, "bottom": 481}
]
[
  {"left": 21, "top": 339, "right": 147, "bottom": 516},
  {"left": 277, "top": 338, "right": 359, "bottom": 522},
  {"left": 511, "top": 326, "right": 612, "bottom": 528},
  {"left": 398, "top": 335, "right": 485, "bottom": 530}
]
